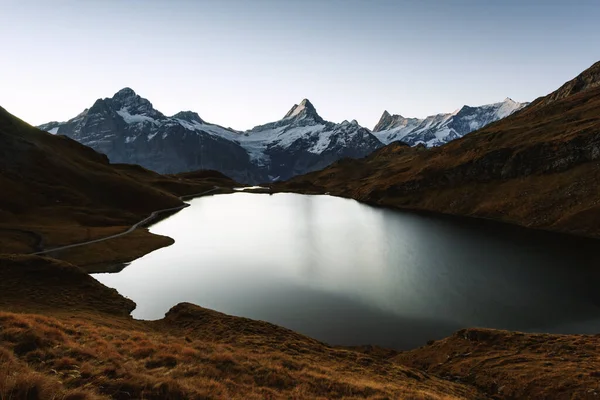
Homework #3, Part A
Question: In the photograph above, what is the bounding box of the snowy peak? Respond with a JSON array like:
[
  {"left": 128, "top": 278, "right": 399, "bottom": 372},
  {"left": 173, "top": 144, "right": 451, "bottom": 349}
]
[
  {"left": 37, "top": 88, "right": 529, "bottom": 184},
  {"left": 109, "top": 88, "right": 164, "bottom": 121},
  {"left": 113, "top": 87, "right": 137, "bottom": 100},
  {"left": 373, "top": 98, "right": 529, "bottom": 147},
  {"left": 283, "top": 99, "right": 323, "bottom": 122},
  {"left": 374, "top": 110, "right": 397, "bottom": 131},
  {"left": 172, "top": 111, "right": 204, "bottom": 124},
  {"left": 373, "top": 110, "right": 416, "bottom": 132}
]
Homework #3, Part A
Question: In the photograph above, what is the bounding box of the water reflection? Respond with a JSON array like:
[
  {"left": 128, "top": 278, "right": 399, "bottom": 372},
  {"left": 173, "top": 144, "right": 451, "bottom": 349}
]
[{"left": 94, "top": 193, "right": 600, "bottom": 349}]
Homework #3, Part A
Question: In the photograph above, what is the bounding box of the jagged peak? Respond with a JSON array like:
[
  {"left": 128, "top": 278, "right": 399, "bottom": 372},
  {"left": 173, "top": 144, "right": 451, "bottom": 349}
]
[
  {"left": 373, "top": 109, "right": 404, "bottom": 132},
  {"left": 104, "top": 87, "right": 164, "bottom": 120},
  {"left": 172, "top": 111, "right": 204, "bottom": 124},
  {"left": 113, "top": 87, "right": 137, "bottom": 99},
  {"left": 283, "top": 98, "right": 321, "bottom": 121}
]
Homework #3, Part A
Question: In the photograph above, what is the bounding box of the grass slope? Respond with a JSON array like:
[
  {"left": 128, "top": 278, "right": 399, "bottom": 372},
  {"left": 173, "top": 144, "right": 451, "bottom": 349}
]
[
  {"left": 0, "top": 107, "right": 237, "bottom": 267},
  {"left": 0, "top": 255, "right": 484, "bottom": 400}
]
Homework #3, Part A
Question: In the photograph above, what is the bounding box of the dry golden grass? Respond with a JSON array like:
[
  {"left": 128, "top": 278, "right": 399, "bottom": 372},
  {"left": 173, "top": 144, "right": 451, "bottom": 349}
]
[
  {"left": 1, "top": 310, "right": 480, "bottom": 399},
  {"left": 397, "top": 328, "right": 600, "bottom": 399},
  {"left": 3, "top": 255, "right": 600, "bottom": 399},
  {"left": 0, "top": 256, "right": 483, "bottom": 400}
]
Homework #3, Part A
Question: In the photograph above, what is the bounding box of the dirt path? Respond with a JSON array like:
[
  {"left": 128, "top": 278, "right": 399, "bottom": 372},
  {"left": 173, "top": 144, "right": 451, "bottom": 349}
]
[{"left": 31, "top": 187, "right": 220, "bottom": 256}]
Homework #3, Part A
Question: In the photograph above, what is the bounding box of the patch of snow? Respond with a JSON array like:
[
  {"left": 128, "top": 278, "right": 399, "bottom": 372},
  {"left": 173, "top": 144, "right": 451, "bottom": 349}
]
[
  {"left": 233, "top": 186, "right": 268, "bottom": 191},
  {"left": 117, "top": 108, "right": 157, "bottom": 125},
  {"left": 125, "top": 136, "right": 136, "bottom": 143},
  {"left": 495, "top": 98, "right": 523, "bottom": 119},
  {"left": 175, "top": 118, "right": 240, "bottom": 140},
  {"left": 311, "top": 129, "right": 335, "bottom": 153},
  {"left": 434, "top": 127, "right": 452, "bottom": 140},
  {"left": 48, "top": 127, "right": 59, "bottom": 134}
]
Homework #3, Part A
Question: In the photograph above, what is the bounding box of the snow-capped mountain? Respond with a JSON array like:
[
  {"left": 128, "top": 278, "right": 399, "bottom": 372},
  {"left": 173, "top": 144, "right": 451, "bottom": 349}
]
[
  {"left": 39, "top": 88, "right": 259, "bottom": 183},
  {"left": 236, "top": 99, "right": 383, "bottom": 180},
  {"left": 39, "top": 89, "right": 383, "bottom": 183},
  {"left": 372, "top": 98, "right": 528, "bottom": 147}
]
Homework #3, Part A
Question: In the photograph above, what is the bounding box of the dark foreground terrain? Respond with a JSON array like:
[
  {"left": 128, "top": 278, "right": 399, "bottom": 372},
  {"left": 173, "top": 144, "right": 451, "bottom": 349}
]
[{"left": 3, "top": 255, "right": 600, "bottom": 399}]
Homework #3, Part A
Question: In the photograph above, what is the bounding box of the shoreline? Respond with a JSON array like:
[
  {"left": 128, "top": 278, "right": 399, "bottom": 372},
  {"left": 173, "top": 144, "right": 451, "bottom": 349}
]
[{"left": 31, "top": 186, "right": 222, "bottom": 257}]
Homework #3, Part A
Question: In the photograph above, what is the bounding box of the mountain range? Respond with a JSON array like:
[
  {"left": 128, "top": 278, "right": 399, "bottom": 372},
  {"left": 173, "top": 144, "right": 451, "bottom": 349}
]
[
  {"left": 39, "top": 91, "right": 526, "bottom": 183},
  {"left": 276, "top": 61, "right": 600, "bottom": 239},
  {"left": 372, "top": 98, "right": 528, "bottom": 146}
]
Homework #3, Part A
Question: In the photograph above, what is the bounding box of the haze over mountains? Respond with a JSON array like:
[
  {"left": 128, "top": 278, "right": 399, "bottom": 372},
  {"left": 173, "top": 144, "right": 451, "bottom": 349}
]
[{"left": 39, "top": 90, "right": 527, "bottom": 183}]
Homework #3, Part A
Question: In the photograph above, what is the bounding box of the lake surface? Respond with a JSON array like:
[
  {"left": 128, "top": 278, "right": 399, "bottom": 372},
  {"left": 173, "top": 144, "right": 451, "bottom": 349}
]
[{"left": 94, "top": 193, "right": 600, "bottom": 349}]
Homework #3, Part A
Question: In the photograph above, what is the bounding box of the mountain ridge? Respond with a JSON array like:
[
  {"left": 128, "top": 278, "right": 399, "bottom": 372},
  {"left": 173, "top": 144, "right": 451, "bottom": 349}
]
[
  {"left": 372, "top": 97, "right": 528, "bottom": 147},
  {"left": 39, "top": 89, "right": 527, "bottom": 183},
  {"left": 39, "top": 91, "right": 385, "bottom": 182}
]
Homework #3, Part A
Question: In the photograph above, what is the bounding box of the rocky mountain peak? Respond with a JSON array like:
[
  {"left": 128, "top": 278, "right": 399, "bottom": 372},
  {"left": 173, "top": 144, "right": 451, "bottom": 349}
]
[
  {"left": 172, "top": 111, "right": 204, "bottom": 124},
  {"left": 283, "top": 98, "right": 322, "bottom": 122},
  {"left": 109, "top": 88, "right": 164, "bottom": 120},
  {"left": 113, "top": 87, "right": 137, "bottom": 100},
  {"left": 373, "top": 110, "right": 403, "bottom": 132},
  {"left": 340, "top": 119, "right": 359, "bottom": 126}
]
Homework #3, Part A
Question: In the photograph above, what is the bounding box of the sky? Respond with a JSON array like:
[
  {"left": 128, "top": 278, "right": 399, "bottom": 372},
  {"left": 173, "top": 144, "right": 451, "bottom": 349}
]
[{"left": 0, "top": 0, "right": 599, "bottom": 131}]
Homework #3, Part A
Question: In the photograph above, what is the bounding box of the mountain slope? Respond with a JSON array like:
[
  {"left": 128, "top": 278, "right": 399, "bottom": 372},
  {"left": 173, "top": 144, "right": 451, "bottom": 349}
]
[
  {"left": 372, "top": 98, "right": 528, "bottom": 147},
  {"left": 275, "top": 61, "right": 600, "bottom": 238}
]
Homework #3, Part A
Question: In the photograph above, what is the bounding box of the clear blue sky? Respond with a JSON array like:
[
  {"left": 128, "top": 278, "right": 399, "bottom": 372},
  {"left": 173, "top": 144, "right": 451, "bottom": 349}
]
[{"left": 1, "top": 0, "right": 598, "bottom": 130}]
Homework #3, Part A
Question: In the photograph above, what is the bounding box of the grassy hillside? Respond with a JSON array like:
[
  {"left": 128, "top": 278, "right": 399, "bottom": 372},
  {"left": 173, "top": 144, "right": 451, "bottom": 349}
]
[
  {"left": 0, "top": 107, "right": 237, "bottom": 268},
  {"left": 3, "top": 255, "right": 600, "bottom": 399},
  {"left": 274, "top": 61, "right": 600, "bottom": 238}
]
